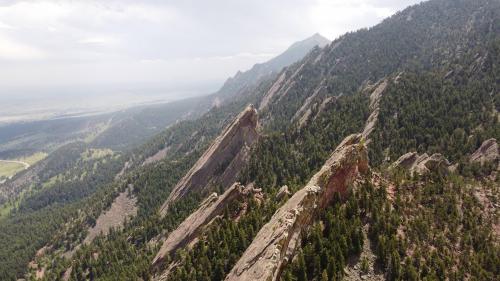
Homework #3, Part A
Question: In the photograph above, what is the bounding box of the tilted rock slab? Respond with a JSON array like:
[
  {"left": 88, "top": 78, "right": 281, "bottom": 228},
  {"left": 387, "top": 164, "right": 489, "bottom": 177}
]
[
  {"left": 225, "top": 134, "right": 368, "bottom": 281},
  {"left": 153, "top": 183, "right": 258, "bottom": 268},
  {"left": 362, "top": 80, "right": 388, "bottom": 140},
  {"left": 470, "top": 138, "right": 499, "bottom": 165},
  {"left": 159, "top": 105, "right": 259, "bottom": 216},
  {"left": 391, "top": 152, "right": 450, "bottom": 175}
]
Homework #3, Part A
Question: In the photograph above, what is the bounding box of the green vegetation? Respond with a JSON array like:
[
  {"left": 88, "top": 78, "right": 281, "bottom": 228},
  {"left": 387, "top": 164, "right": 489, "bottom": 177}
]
[
  {"left": 369, "top": 42, "right": 500, "bottom": 166},
  {"left": 18, "top": 152, "right": 48, "bottom": 165},
  {"left": 166, "top": 197, "right": 279, "bottom": 281},
  {"left": 282, "top": 192, "right": 364, "bottom": 281},
  {"left": 241, "top": 92, "right": 369, "bottom": 190},
  {"left": 0, "top": 151, "right": 44, "bottom": 180},
  {"left": 0, "top": 0, "right": 499, "bottom": 280},
  {"left": 283, "top": 173, "right": 499, "bottom": 281},
  {"left": 80, "top": 148, "right": 114, "bottom": 161},
  {"left": 0, "top": 142, "right": 124, "bottom": 280},
  {"left": 0, "top": 160, "right": 25, "bottom": 179}
]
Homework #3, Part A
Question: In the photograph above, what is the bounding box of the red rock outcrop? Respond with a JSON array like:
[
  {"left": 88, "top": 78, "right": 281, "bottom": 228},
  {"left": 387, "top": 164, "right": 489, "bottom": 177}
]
[
  {"left": 159, "top": 105, "right": 259, "bottom": 216},
  {"left": 224, "top": 134, "right": 368, "bottom": 281},
  {"left": 153, "top": 183, "right": 260, "bottom": 268}
]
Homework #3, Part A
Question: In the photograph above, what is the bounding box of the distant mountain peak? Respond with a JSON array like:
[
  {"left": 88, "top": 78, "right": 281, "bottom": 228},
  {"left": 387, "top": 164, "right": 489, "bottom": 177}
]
[
  {"left": 305, "top": 32, "right": 330, "bottom": 47},
  {"left": 285, "top": 33, "right": 330, "bottom": 52},
  {"left": 215, "top": 33, "right": 330, "bottom": 100}
]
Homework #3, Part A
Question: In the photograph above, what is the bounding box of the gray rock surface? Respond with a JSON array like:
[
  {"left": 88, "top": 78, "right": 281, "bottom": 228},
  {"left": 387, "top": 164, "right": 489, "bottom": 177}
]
[
  {"left": 470, "top": 138, "right": 499, "bottom": 164},
  {"left": 153, "top": 183, "right": 259, "bottom": 268},
  {"left": 362, "top": 80, "right": 388, "bottom": 140},
  {"left": 276, "top": 185, "right": 291, "bottom": 200},
  {"left": 391, "top": 152, "right": 450, "bottom": 175},
  {"left": 159, "top": 105, "right": 259, "bottom": 216}
]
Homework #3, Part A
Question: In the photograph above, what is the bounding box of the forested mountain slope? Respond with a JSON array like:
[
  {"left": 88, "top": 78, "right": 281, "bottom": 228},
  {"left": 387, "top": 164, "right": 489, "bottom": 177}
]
[
  {"left": 215, "top": 33, "right": 329, "bottom": 103},
  {"left": 160, "top": 0, "right": 499, "bottom": 280},
  {"left": 258, "top": 0, "right": 499, "bottom": 130},
  {"left": 0, "top": 97, "right": 209, "bottom": 159},
  {"left": 0, "top": 32, "right": 329, "bottom": 162},
  {"left": 0, "top": 34, "right": 325, "bottom": 280},
  {"left": 1, "top": 0, "right": 499, "bottom": 280}
]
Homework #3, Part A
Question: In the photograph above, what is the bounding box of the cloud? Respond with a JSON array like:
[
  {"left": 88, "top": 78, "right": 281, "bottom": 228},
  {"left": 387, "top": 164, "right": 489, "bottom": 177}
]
[
  {"left": 308, "top": 0, "right": 415, "bottom": 39},
  {"left": 0, "top": 21, "right": 13, "bottom": 29},
  {"left": 0, "top": 0, "right": 423, "bottom": 91},
  {"left": 79, "top": 36, "right": 119, "bottom": 46},
  {"left": 0, "top": 34, "right": 45, "bottom": 60}
]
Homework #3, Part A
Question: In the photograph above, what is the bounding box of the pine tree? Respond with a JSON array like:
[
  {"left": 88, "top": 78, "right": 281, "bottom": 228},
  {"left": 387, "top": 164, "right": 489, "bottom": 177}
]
[{"left": 321, "top": 269, "right": 329, "bottom": 281}]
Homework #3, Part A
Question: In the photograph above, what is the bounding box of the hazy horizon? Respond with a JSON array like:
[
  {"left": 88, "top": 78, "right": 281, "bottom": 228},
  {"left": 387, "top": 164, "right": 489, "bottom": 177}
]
[{"left": 0, "top": 0, "right": 422, "bottom": 123}]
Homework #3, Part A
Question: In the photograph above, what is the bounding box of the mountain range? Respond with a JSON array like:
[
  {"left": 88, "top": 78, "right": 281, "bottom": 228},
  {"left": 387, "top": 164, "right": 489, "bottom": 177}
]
[{"left": 0, "top": 0, "right": 498, "bottom": 280}]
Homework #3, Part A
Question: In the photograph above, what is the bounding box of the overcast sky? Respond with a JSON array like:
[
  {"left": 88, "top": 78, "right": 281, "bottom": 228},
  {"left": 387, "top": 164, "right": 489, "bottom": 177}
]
[{"left": 0, "top": 0, "right": 422, "bottom": 98}]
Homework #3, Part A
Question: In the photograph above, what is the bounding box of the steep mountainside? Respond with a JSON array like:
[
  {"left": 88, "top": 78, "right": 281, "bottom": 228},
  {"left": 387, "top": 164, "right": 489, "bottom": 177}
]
[
  {"left": 215, "top": 33, "right": 330, "bottom": 102},
  {"left": 1, "top": 0, "right": 499, "bottom": 280},
  {"left": 0, "top": 34, "right": 325, "bottom": 280},
  {"left": 258, "top": 0, "right": 499, "bottom": 130}
]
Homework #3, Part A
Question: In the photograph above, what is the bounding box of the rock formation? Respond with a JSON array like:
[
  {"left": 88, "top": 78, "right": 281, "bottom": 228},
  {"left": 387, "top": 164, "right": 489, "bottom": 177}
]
[
  {"left": 159, "top": 105, "right": 259, "bottom": 216},
  {"left": 83, "top": 186, "right": 137, "bottom": 245},
  {"left": 391, "top": 152, "right": 450, "bottom": 175},
  {"left": 362, "top": 80, "right": 387, "bottom": 140},
  {"left": 62, "top": 185, "right": 137, "bottom": 259},
  {"left": 225, "top": 134, "right": 368, "bottom": 281},
  {"left": 153, "top": 183, "right": 260, "bottom": 268},
  {"left": 276, "top": 185, "right": 291, "bottom": 200},
  {"left": 470, "top": 138, "right": 499, "bottom": 165}
]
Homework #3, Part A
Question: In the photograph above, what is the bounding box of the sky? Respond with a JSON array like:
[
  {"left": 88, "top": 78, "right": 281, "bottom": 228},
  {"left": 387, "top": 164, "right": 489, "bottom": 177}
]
[{"left": 0, "top": 0, "right": 422, "bottom": 119}]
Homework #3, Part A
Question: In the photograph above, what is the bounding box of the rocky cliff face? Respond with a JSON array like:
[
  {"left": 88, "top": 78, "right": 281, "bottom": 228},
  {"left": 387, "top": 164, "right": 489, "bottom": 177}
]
[
  {"left": 159, "top": 105, "right": 259, "bottom": 216},
  {"left": 153, "top": 183, "right": 260, "bottom": 268},
  {"left": 225, "top": 134, "right": 368, "bottom": 281}
]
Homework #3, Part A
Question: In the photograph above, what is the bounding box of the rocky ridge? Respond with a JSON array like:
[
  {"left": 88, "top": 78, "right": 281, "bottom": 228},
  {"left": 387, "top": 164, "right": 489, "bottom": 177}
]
[
  {"left": 470, "top": 138, "right": 499, "bottom": 165},
  {"left": 391, "top": 152, "right": 451, "bottom": 175},
  {"left": 225, "top": 134, "right": 368, "bottom": 281},
  {"left": 362, "top": 80, "right": 387, "bottom": 140},
  {"left": 159, "top": 105, "right": 259, "bottom": 216},
  {"left": 152, "top": 183, "right": 261, "bottom": 269}
]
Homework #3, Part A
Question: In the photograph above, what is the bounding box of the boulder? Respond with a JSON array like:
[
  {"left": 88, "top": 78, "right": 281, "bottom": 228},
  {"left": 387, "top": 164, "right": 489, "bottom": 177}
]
[
  {"left": 276, "top": 185, "right": 291, "bottom": 200},
  {"left": 225, "top": 134, "right": 368, "bottom": 281}
]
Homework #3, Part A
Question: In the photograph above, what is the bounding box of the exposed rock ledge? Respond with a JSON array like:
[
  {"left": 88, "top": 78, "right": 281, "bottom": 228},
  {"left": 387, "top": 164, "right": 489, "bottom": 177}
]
[
  {"left": 152, "top": 183, "right": 260, "bottom": 268},
  {"left": 159, "top": 105, "right": 259, "bottom": 216},
  {"left": 470, "top": 138, "right": 499, "bottom": 165},
  {"left": 225, "top": 134, "right": 368, "bottom": 281},
  {"left": 362, "top": 80, "right": 388, "bottom": 140},
  {"left": 391, "top": 152, "right": 450, "bottom": 175},
  {"left": 83, "top": 185, "right": 137, "bottom": 245}
]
